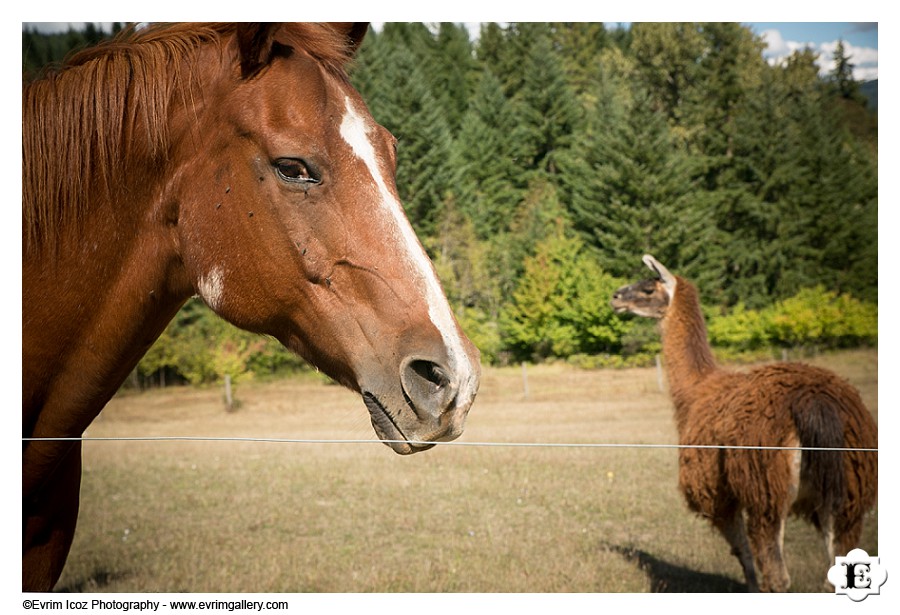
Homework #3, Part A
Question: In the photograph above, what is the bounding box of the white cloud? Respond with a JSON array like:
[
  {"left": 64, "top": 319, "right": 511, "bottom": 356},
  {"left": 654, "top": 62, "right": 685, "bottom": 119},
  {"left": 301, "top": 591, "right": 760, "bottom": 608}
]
[
  {"left": 760, "top": 29, "right": 791, "bottom": 57},
  {"left": 759, "top": 29, "right": 878, "bottom": 81},
  {"left": 819, "top": 40, "right": 879, "bottom": 81}
]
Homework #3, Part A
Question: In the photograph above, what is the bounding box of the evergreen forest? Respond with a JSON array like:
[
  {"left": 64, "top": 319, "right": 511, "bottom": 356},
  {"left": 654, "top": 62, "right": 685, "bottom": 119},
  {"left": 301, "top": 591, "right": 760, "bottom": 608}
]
[{"left": 23, "top": 22, "right": 878, "bottom": 386}]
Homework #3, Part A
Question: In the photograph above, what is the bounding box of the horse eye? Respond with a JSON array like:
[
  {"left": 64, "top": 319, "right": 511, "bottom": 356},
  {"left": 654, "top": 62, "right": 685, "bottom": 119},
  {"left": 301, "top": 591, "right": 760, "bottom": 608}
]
[{"left": 274, "top": 158, "right": 319, "bottom": 184}]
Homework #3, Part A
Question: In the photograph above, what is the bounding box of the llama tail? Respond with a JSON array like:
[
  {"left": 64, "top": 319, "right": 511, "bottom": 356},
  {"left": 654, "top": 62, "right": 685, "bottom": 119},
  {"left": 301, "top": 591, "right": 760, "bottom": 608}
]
[{"left": 791, "top": 394, "right": 847, "bottom": 519}]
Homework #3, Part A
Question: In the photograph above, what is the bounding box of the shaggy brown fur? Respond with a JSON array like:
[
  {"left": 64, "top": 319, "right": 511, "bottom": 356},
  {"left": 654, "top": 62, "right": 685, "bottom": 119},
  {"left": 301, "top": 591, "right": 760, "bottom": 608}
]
[{"left": 611, "top": 255, "right": 877, "bottom": 592}]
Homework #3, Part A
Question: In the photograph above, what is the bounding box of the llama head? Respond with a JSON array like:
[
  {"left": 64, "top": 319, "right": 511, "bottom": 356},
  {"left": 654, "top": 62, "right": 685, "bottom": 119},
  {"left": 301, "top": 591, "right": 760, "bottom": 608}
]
[{"left": 610, "top": 254, "right": 677, "bottom": 319}]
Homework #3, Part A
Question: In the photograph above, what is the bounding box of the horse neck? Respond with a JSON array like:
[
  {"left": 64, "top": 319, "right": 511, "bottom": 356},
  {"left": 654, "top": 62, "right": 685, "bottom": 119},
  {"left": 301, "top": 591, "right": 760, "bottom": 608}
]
[
  {"left": 22, "top": 199, "right": 190, "bottom": 438},
  {"left": 659, "top": 277, "right": 718, "bottom": 417},
  {"left": 22, "top": 32, "right": 230, "bottom": 434}
]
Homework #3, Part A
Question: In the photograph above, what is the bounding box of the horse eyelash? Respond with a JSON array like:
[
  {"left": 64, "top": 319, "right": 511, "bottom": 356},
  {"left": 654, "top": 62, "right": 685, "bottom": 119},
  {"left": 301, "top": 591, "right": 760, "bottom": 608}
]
[{"left": 274, "top": 159, "right": 321, "bottom": 185}]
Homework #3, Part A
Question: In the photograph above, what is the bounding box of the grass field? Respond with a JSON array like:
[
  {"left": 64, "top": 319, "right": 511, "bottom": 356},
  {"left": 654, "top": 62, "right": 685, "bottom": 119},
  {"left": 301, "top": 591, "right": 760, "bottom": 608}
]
[{"left": 56, "top": 349, "right": 878, "bottom": 593}]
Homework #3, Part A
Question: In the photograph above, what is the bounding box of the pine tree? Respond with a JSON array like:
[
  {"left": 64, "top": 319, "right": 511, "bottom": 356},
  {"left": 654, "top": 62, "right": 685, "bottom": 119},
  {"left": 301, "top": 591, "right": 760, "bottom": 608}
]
[
  {"left": 722, "top": 45, "right": 877, "bottom": 305},
  {"left": 350, "top": 26, "right": 456, "bottom": 236},
  {"left": 512, "top": 33, "right": 581, "bottom": 181},
  {"left": 825, "top": 39, "right": 876, "bottom": 155},
  {"left": 663, "top": 23, "right": 792, "bottom": 307},
  {"left": 489, "top": 177, "right": 570, "bottom": 306},
  {"left": 501, "top": 230, "right": 629, "bottom": 360},
  {"left": 480, "top": 22, "right": 554, "bottom": 99},
  {"left": 549, "top": 22, "right": 610, "bottom": 103},
  {"left": 430, "top": 23, "right": 479, "bottom": 131},
  {"left": 559, "top": 82, "right": 700, "bottom": 282},
  {"left": 788, "top": 88, "right": 877, "bottom": 302},
  {"left": 689, "top": 23, "right": 766, "bottom": 156},
  {"left": 473, "top": 22, "right": 508, "bottom": 82},
  {"left": 629, "top": 22, "right": 706, "bottom": 126},
  {"left": 452, "top": 69, "right": 523, "bottom": 238},
  {"left": 427, "top": 199, "right": 504, "bottom": 362},
  {"left": 829, "top": 40, "right": 866, "bottom": 104}
]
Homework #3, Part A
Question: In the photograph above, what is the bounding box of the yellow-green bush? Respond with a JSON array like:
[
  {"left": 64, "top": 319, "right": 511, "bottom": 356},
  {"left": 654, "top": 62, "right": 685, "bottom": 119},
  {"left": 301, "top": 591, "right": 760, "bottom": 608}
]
[{"left": 708, "top": 286, "right": 876, "bottom": 350}]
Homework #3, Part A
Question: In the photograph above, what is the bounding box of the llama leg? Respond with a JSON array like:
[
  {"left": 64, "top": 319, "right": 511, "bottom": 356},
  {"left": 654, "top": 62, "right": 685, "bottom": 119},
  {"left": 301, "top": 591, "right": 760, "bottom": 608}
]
[
  {"left": 835, "top": 514, "right": 865, "bottom": 558},
  {"left": 746, "top": 513, "right": 792, "bottom": 592},
  {"left": 822, "top": 513, "right": 837, "bottom": 563},
  {"left": 715, "top": 511, "right": 759, "bottom": 592},
  {"left": 819, "top": 515, "right": 865, "bottom": 592},
  {"left": 819, "top": 513, "right": 838, "bottom": 591}
]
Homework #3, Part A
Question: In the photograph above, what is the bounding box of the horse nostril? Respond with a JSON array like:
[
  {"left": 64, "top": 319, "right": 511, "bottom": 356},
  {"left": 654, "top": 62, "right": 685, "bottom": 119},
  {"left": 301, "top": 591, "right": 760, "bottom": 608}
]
[
  {"left": 410, "top": 360, "right": 450, "bottom": 390},
  {"left": 401, "top": 358, "right": 459, "bottom": 420}
]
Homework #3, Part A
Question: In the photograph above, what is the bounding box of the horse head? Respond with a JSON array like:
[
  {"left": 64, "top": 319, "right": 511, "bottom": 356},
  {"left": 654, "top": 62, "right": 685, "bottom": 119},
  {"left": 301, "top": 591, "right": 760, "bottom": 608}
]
[{"left": 168, "top": 24, "right": 480, "bottom": 453}]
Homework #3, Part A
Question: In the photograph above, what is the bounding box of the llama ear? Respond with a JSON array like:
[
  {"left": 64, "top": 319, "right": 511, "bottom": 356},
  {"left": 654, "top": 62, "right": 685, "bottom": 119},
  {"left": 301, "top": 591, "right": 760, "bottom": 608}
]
[{"left": 642, "top": 255, "right": 677, "bottom": 297}]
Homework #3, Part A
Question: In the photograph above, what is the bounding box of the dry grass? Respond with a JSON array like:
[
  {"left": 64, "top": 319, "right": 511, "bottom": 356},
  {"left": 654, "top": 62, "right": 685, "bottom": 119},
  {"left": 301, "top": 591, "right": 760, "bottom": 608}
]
[{"left": 56, "top": 350, "right": 878, "bottom": 593}]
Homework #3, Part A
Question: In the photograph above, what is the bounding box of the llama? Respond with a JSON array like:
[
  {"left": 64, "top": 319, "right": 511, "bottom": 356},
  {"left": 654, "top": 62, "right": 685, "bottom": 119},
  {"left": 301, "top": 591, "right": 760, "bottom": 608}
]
[{"left": 610, "top": 255, "right": 877, "bottom": 592}]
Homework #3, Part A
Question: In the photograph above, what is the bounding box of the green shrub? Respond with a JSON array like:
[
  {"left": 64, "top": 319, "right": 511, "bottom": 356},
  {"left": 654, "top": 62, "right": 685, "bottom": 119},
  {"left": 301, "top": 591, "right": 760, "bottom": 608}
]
[
  {"left": 567, "top": 352, "right": 657, "bottom": 369},
  {"left": 707, "top": 303, "right": 772, "bottom": 350},
  {"left": 708, "top": 286, "right": 876, "bottom": 351},
  {"left": 500, "top": 232, "right": 631, "bottom": 361},
  {"left": 456, "top": 308, "right": 504, "bottom": 365}
]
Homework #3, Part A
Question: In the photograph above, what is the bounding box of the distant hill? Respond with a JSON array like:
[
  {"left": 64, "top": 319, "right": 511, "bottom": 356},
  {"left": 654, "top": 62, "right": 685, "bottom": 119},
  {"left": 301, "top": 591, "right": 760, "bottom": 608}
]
[{"left": 860, "top": 80, "right": 878, "bottom": 111}]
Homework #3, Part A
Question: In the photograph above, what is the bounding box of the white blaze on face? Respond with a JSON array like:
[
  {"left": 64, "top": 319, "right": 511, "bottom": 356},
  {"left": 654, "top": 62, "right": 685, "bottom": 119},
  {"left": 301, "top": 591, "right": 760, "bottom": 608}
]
[
  {"left": 339, "top": 97, "right": 476, "bottom": 404},
  {"left": 198, "top": 266, "right": 225, "bottom": 312}
]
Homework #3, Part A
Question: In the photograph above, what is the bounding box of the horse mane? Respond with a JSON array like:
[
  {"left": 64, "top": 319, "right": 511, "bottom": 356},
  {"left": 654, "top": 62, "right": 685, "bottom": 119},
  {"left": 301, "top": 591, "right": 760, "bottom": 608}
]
[{"left": 22, "top": 23, "right": 355, "bottom": 252}]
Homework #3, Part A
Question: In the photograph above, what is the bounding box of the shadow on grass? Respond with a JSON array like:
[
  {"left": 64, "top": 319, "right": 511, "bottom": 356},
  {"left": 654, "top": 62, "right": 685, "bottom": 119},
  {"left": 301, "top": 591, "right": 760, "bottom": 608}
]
[
  {"left": 603, "top": 543, "right": 748, "bottom": 592},
  {"left": 55, "top": 569, "right": 130, "bottom": 593}
]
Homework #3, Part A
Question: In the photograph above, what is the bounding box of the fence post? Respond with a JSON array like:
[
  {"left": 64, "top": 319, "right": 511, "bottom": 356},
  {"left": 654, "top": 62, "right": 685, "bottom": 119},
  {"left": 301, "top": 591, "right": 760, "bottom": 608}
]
[
  {"left": 224, "top": 374, "right": 234, "bottom": 412},
  {"left": 656, "top": 355, "right": 665, "bottom": 392},
  {"left": 521, "top": 362, "right": 529, "bottom": 400}
]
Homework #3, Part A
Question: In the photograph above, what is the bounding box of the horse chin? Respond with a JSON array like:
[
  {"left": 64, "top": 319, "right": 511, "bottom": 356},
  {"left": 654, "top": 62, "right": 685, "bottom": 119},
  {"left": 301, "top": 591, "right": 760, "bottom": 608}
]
[{"left": 362, "top": 393, "right": 436, "bottom": 455}]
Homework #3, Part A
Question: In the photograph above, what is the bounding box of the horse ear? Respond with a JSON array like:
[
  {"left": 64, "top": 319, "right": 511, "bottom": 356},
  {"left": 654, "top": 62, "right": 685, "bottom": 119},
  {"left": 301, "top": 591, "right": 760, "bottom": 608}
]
[
  {"left": 236, "top": 23, "right": 282, "bottom": 79},
  {"left": 642, "top": 254, "right": 678, "bottom": 297},
  {"left": 327, "top": 23, "right": 369, "bottom": 56}
]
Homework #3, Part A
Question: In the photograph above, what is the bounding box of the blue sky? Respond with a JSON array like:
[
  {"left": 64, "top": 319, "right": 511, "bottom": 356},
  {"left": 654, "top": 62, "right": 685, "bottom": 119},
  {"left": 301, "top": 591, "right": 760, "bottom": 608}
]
[
  {"left": 597, "top": 22, "right": 877, "bottom": 81},
  {"left": 745, "top": 22, "right": 878, "bottom": 81},
  {"left": 444, "top": 21, "right": 879, "bottom": 81},
  {"left": 24, "top": 20, "right": 879, "bottom": 81}
]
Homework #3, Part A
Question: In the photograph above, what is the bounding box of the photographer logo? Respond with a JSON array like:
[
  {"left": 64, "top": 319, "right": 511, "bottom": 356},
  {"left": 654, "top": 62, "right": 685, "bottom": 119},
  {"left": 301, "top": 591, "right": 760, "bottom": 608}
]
[{"left": 827, "top": 548, "right": 887, "bottom": 602}]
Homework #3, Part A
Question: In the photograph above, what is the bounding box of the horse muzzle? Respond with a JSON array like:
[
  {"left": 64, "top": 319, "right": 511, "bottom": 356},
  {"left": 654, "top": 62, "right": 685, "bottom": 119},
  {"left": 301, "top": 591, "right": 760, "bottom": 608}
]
[{"left": 362, "top": 353, "right": 479, "bottom": 455}]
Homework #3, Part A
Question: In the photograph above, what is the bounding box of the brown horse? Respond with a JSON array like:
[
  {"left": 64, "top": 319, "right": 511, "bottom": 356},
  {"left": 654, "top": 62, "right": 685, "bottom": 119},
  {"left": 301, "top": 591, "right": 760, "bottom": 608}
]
[{"left": 22, "top": 23, "right": 481, "bottom": 591}]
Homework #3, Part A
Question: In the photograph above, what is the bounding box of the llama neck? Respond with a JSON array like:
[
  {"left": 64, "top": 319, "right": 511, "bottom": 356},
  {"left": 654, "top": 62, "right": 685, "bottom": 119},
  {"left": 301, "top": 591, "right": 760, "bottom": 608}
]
[{"left": 660, "top": 277, "right": 718, "bottom": 413}]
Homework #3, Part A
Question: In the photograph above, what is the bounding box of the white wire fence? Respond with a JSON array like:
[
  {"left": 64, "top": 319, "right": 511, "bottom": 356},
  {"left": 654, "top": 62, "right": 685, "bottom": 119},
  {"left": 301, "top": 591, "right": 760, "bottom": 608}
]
[{"left": 22, "top": 436, "right": 878, "bottom": 452}]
